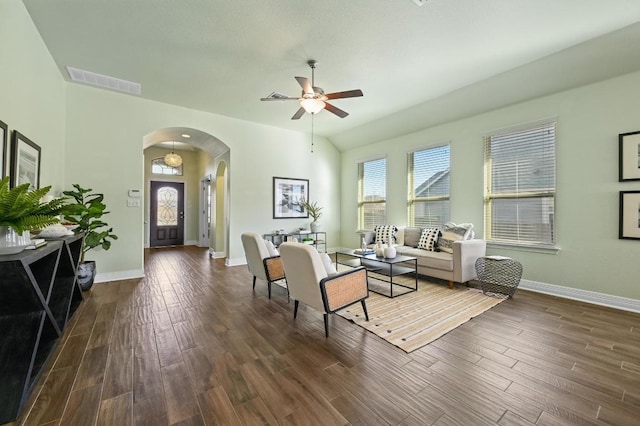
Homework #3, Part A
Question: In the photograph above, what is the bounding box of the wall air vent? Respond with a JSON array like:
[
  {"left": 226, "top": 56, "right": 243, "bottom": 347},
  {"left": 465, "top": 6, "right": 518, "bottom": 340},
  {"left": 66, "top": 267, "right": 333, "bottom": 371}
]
[{"left": 66, "top": 66, "right": 141, "bottom": 95}]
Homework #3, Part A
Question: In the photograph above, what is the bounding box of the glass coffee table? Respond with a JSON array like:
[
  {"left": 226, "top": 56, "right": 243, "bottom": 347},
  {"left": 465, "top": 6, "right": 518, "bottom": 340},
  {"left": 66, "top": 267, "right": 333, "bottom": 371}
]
[{"left": 335, "top": 249, "right": 418, "bottom": 298}]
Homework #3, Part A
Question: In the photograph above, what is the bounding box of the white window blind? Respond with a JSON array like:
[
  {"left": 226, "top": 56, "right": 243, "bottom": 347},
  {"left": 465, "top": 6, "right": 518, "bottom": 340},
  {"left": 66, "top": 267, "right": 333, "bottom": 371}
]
[
  {"left": 358, "top": 158, "right": 386, "bottom": 230},
  {"left": 484, "top": 121, "right": 556, "bottom": 246},
  {"left": 408, "top": 144, "right": 450, "bottom": 227}
]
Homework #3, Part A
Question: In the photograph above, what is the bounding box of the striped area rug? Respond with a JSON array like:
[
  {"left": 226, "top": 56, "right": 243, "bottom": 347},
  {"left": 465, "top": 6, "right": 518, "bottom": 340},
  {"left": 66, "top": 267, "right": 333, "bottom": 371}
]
[{"left": 337, "top": 281, "right": 505, "bottom": 352}]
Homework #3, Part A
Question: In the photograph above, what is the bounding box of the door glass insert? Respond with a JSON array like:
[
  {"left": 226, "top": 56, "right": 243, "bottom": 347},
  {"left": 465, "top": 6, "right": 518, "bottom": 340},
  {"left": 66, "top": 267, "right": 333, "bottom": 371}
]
[{"left": 157, "top": 186, "right": 178, "bottom": 226}]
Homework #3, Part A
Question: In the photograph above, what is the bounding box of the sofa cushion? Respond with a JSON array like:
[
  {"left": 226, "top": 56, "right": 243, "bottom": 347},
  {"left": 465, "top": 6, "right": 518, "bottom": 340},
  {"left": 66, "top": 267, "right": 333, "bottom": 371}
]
[
  {"left": 403, "top": 227, "right": 422, "bottom": 248},
  {"left": 437, "top": 222, "right": 473, "bottom": 253},
  {"left": 395, "top": 246, "right": 454, "bottom": 271},
  {"left": 374, "top": 225, "right": 398, "bottom": 245},
  {"left": 418, "top": 227, "right": 440, "bottom": 251}
]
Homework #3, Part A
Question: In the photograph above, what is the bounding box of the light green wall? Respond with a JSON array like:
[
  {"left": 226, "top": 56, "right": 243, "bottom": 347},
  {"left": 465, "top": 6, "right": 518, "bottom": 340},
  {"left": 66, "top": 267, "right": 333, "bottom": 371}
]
[
  {"left": 143, "top": 146, "right": 202, "bottom": 245},
  {"left": 0, "top": 0, "right": 66, "bottom": 192},
  {"left": 64, "top": 83, "right": 342, "bottom": 278},
  {"left": 341, "top": 70, "right": 640, "bottom": 300}
]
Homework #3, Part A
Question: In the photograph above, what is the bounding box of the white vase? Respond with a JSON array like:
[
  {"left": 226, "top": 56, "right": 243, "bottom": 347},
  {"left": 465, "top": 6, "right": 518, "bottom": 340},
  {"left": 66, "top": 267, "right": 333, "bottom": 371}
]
[
  {"left": 383, "top": 246, "right": 396, "bottom": 259},
  {"left": 0, "top": 226, "right": 32, "bottom": 255},
  {"left": 375, "top": 242, "right": 385, "bottom": 257},
  {"left": 310, "top": 221, "right": 320, "bottom": 232}
]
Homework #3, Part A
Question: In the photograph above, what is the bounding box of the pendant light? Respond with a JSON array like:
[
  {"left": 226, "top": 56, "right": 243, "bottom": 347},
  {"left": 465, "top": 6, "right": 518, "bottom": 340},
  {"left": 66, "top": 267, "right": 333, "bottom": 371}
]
[{"left": 164, "top": 141, "right": 183, "bottom": 167}]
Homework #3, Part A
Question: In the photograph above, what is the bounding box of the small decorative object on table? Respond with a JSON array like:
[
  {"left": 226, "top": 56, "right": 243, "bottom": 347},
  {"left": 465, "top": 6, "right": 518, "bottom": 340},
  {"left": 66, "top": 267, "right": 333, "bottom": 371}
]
[
  {"left": 475, "top": 255, "right": 523, "bottom": 299},
  {"left": 383, "top": 246, "right": 397, "bottom": 259}
]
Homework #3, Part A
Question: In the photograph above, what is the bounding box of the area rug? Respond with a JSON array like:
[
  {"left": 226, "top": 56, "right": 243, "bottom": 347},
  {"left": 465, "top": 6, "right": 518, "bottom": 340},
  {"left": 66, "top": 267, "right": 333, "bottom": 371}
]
[{"left": 336, "top": 281, "right": 505, "bottom": 353}]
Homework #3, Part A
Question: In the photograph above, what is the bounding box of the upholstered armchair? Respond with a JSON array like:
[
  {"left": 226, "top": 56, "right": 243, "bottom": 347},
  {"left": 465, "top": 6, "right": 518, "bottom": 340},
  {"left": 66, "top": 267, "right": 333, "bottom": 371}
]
[
  {"left": 241, "top": 232, "right": 286, "bottom": 299},
  {"left": 279, "top": 242, "right": 369, "bottom": 337}
]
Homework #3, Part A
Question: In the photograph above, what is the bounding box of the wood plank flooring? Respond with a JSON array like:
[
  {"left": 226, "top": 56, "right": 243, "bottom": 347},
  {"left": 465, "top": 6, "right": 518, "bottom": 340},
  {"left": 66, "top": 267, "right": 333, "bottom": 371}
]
[{"left": 7, "top": 246, "right": 640, "bottom": 425}]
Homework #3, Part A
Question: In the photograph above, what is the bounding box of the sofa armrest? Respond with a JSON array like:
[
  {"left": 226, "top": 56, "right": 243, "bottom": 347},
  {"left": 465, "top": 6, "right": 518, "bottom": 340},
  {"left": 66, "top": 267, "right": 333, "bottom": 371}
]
[
  {"left": 320, "top": 267, "right": 368, "bottom": 313},
  {"left": 452, "top": 239, "right": 487, "bottom": 283}
]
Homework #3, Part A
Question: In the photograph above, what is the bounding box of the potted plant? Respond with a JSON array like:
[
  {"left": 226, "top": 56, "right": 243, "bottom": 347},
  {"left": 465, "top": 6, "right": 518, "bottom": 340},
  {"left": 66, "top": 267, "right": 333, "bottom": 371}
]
[
  {"left": 300, "top": 198, "right": 323, "bottom": 232},
  {"left": 61, "top": 184, "right": 118, "bottom": 290},
  {"left": 0, "top": 177, "right": 65, "bottom": 255},
  {"left": 302, "top": 236, "right": 315, "bottom": 245}
]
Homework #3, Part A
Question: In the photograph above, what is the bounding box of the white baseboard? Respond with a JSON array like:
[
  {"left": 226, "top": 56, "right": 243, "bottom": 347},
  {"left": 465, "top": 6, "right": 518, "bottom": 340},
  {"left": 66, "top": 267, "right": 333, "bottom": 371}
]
[
  {"left": 226, "top": 256, "right": 247, "bottom": 267},
  {"left": 95, "top": 269, "right": 144, "bottom": 284},
  {"left": 519, "top": 279, "right": 640, "bottom": 313},
  {"left": 210, "top": 250, "right": 226, "bottom": 259},
  {"left": 185, "top": 240, "right": 198, "bottom": 246}
]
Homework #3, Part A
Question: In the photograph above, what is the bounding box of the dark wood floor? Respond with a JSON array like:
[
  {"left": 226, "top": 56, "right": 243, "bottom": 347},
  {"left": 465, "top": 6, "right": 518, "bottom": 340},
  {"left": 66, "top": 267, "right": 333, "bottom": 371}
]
[{"left": 8, "top": 246, "right": 640, "bottom": 425}]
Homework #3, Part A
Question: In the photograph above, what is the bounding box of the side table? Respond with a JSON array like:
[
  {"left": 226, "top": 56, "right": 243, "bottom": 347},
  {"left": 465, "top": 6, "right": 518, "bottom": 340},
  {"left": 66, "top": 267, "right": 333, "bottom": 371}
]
[{"left": 475, "top": 256, "right": 523, "bottom": 299}]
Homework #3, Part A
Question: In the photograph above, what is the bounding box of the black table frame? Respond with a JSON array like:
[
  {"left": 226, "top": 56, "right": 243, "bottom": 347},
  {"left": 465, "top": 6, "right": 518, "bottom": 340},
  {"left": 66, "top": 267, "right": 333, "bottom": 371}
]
[{"left": 335, "top": 249, "right": 418, "bottom": 298}]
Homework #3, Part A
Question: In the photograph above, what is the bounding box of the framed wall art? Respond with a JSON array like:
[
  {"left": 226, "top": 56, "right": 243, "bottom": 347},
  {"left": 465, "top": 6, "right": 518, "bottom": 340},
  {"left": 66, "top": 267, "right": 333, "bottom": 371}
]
[
  {"left": 0, "top": 120, "right": 7, "bottom": 178},
  {"left": 10, "top": 130, "right": 41, "bottom": 190},
  {"left": 619, "top": 130, "right": 640, "bottom": 181},
  {"left": 273, "top": 177, "right": 309, "bottom": 219},
  {"left": 619, "top": 191, "right": 640, "bottom": 240}
]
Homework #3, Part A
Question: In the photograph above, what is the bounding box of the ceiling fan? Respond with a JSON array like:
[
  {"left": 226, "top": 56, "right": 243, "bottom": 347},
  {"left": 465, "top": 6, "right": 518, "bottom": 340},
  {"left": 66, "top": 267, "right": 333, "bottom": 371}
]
[{"left": 260, "top": 60, "right": 363, "bottom": 120}]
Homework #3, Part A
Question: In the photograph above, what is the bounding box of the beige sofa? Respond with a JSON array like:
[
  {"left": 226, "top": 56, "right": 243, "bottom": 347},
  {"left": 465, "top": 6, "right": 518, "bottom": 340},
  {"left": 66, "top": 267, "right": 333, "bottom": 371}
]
[{"left": 362, "top": 226, "right": 486, "bottom": 288}]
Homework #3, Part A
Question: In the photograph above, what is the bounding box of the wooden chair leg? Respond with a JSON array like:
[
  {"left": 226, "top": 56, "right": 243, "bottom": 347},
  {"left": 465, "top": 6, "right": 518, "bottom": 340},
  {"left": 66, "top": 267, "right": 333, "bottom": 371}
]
[
  {"left": 293, "top": 300, "right": 299, "bottom": 319},
  {"left": 361, "top": 300, "right": 369, "bottom": 321},
  {"left": 323, "top": 313, "right": 329, "bottom": 337},
  {"left": 448, "top": 280, "right": 454, "bottom": 289}
]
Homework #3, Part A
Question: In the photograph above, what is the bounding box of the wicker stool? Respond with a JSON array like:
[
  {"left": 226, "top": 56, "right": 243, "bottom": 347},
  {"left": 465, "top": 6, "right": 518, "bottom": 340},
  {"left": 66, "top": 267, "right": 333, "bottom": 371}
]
[{"left": 475, "top": 256, "right": 522, "bottom": 299}]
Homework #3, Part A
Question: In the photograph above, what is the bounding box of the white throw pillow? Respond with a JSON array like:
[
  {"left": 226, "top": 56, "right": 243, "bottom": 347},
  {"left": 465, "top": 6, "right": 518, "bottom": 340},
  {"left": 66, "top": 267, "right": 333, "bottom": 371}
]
[
  {"left": 374, "top": 225, "right": 398, "bottom": 245},
  {"left": 264, "top": 240, "right": 279, "bottom": 257},
  {"left": 319, "top": 252, "right": 338, "bottom": 276},
  {"left": 418, "top": 227, "right": 440, "bottom": 251}
]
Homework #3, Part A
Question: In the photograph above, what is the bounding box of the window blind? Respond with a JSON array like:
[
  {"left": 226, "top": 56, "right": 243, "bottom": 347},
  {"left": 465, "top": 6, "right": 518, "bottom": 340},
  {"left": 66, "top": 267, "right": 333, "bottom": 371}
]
[
  {"left": 484, "top": 121, "right": 556, "bottom": 245},
  {"left": 408, "top": 144, "right": 450, "bottom": 227},
  {"left": 358, "top": 158, "right": 386, "bottom": 230}
]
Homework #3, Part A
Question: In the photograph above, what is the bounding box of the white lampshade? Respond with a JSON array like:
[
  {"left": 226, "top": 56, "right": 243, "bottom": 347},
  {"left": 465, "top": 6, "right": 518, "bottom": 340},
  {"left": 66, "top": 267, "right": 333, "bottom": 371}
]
[
  {"left": 164, "top": 152, "right": 183, "bottom": 167},
  {"left": 300, "top": 98, "right": 326, "bottom": 114}
]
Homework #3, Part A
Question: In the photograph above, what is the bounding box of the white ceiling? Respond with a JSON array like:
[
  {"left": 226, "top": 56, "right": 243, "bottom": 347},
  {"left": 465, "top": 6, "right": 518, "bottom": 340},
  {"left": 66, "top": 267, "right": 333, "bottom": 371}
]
[{"left": 22, "top": 0, "right": 640, "bottom": 151}]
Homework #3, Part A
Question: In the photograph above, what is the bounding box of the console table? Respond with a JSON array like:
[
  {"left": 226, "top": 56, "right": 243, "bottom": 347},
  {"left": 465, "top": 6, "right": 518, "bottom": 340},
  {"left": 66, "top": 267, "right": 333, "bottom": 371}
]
[
  {"left": 264, "top": 231, "right": 327, "bottom": 252},
  {"left": 0, "top": 234, "right": 84, "bottom": 423}
]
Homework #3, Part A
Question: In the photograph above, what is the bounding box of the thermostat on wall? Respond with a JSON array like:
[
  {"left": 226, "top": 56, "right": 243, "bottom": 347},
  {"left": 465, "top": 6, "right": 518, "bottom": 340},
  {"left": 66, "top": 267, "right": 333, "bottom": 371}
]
[{"left": 128, "top": 189, "right": 141, "bottom": 198}]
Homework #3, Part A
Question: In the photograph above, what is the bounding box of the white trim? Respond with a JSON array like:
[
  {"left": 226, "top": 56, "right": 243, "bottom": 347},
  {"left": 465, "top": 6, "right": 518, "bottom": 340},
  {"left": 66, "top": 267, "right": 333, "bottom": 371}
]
[
  {"left": 185, "top": 240, "right": 198, "bottom": 246},
  {"left": 95, "top": 269, "right": 144, "bottom": 283},
  {"left": 211, "top": 250, "right": 225, "bottom": 259},
  {"left": 226, "top": 256, "right": 247, "bottom": 267},
  {"left": 519, "top": 279, "right": 640, "bottom": 313}
]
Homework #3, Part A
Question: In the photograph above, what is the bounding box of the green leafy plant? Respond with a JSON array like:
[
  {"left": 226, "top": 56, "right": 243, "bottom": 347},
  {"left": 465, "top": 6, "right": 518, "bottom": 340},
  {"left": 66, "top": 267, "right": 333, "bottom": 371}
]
[
  {"left": 0, "top": 177, "right": 65, "bottom": 235},
  {"left": 299, "top": 198, "right": 323, "bottom": 222},
  {"left": 61, "top": 184, "right": 118, "bottom": 262}
]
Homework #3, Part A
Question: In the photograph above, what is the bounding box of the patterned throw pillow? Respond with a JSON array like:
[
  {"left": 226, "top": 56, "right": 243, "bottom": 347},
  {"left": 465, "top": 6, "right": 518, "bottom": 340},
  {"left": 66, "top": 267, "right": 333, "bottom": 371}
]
[
  {"left": 418, "top": 227, "right": 440, "bottom": 251},
  {"left": 374, "top": 225, "right": 398, "bottom": 245},
  {"left": 437, "top": 222, "right": 474, "bottom": 253}
]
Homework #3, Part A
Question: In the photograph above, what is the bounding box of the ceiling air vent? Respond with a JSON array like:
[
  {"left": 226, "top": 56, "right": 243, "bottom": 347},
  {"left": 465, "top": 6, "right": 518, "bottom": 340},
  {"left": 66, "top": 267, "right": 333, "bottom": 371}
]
[{"left": 66, "top": 66, "right": 141, "bottom": 95}]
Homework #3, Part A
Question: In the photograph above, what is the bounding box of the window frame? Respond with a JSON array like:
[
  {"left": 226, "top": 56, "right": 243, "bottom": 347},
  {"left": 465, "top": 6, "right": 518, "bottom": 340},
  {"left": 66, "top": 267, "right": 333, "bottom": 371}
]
[
  {"left": 407, "top": 143, "right": 451, "bottom": 228},
  {"left": 357, "top": 157, "right": 387, "bottom": 230},
  {"left": 483, "top": 119, "right": 557, "bottom": 248},
  {"left": 151, "top": 157, "right": 183, "bottom": 176}
]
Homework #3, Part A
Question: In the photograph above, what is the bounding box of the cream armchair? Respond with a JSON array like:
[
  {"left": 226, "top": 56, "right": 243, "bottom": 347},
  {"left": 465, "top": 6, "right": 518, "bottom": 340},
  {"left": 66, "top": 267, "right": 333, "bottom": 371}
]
[
  {"left": 279, "top": 242, "right": 369, "bottom": 337},
  {"left": 241, "top": 232, "right": 286, "bottom": 299}
]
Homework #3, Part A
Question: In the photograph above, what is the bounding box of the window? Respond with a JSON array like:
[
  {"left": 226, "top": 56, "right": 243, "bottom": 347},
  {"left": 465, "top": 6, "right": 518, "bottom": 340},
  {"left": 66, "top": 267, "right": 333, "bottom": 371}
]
[
  {"left": 358, "top": 158, "right": 386, "bottom": 230},
  {"left": 408, "top": 144, "right": 450, "bottom": 227},
  {"left": 151, "top": 158, "right": 183, "bottom": 176},
  {"left": 484, "top": 120, "right": 556, "bottom": 246}
]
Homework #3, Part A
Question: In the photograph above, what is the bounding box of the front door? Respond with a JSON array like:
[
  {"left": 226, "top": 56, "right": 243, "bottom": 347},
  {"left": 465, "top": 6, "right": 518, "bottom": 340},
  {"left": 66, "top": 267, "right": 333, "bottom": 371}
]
[{"left": 150, "top": 181, "right": 185, "bottom": 247}]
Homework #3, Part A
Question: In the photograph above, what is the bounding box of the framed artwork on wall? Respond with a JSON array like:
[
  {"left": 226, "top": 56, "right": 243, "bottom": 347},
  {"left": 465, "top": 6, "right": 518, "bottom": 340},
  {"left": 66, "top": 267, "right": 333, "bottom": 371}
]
[
  {"left": 273, "top": 177, "right": 309, "bottom": 219},
  {"left": 619, "top": 191, "right": 640, "bottom": 240},
  {"left": 10, "top": 130, "right": 41, "bottom": 190},
  {"left": 0, "top": 120, "right": 7, "bottom": 178},
  {"left": 619, "top": 130, "right": 640, "bottom": 181}
]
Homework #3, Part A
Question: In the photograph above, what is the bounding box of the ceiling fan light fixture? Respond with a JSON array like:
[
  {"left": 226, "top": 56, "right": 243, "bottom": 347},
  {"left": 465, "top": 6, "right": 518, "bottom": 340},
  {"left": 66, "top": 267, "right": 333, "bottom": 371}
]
[{"left": 300, "top": 98, "right": 325, "bottom": 114}]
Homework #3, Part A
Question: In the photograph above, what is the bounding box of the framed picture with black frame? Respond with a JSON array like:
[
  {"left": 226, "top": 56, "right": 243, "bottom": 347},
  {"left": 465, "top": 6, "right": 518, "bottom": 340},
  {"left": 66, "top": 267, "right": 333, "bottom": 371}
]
[
  {"left": 273, "top": 177, "right": 309, "bottom": 219},
  {"left": 0, "top": 120, "right": 7, "bottom": 178},
  {"left": 10, "top": 130, "right": 41, "bottom": 189},
  {"left": 619, "top": 190, "right": 640, "bottom": 240},
  {"left": 619, "top": 130, "right": 640, "bottom": 181}
]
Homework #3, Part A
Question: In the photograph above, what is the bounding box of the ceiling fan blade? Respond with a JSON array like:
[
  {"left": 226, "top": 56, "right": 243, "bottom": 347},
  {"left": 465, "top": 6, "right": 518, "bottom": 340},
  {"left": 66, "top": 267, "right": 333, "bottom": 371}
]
[
  {"left": 324, "top": 102, "right": 349, "bottom": 118},
  {"left": 325, "top": 89, "right": 363, "bottom": 100},
  {"left": 291, "top": 107, "right": 306, "bottom": 120},
  {"left": 260, "top": 97, "right": 299, "bottom": 101},
  {"left": 295, "top": 77, "right": 314, "bottom": 95}
]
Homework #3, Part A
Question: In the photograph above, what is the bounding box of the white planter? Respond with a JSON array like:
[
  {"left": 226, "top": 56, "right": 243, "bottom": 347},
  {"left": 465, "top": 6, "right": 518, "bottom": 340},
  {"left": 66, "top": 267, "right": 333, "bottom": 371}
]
[
  {"left": 0, "top": 226, "right": 31, "bottom": 255},
  {"left": 310, "top": 221, "right": 320, "bottom": 232},
  {"left": 383, "top": 246, "right": 397, "bottom": 259}
]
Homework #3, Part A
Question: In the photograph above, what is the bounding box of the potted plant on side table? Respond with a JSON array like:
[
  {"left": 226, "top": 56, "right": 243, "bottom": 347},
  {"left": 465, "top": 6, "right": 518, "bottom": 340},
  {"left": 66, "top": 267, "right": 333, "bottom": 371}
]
[
  {"left": 0, "top": 177, "right": 66, "bottom": 255},
  {"left": 300, "top": 198, "right": 323, "bottom": 232},
  {"left": 61, "top": 184, "right": 118, "bottom": 290}
]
